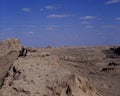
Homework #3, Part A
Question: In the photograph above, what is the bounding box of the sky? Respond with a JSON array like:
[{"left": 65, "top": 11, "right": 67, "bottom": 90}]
[{"left": 0, "top": 0, "right": 120, "bottom": 47}]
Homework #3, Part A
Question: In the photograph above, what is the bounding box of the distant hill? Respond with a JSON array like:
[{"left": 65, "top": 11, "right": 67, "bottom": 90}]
[{"left": 0, "top": 38, "right": 22, "bottom": 56}]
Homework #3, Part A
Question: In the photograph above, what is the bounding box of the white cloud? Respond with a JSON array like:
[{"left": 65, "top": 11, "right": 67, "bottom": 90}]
[
  {"left": 40, "top": 5, "right": 57, "bottom": 11},
  {"left": 80, "top": 16, "right": 96, "bottom": 20},
  {"left": 105, "top": 0, "right": 120, "bottom": 4},
  {"left": 102, "top": 25, "right": 116, "bottom": 28},
  {"left": 47, "top": 26, "right": 58, "bottom": 31},
  {"left": 40, "top": 8, "right": 44, "bottom": 11},
  {"left": 85, "top": 25, "right": 94, "bottom": 29},
  {"left": 28, "top": 31, "right": 34, "bottom": 34},
  {"left": 26, "top": 25, "right": 36, "bottom": 28},
  {"left": 47, "top": 14, "right": 74, "bottom": 18},
  {"left": 115, "top": 17, "right": 120, "bottom": 20},
  {"left": 47, "top": 27, "right": 56, "bottom": 31},
  {"left": 22, "top": 8, "right": 31, "bottom": 12},
  {"left": 81, "top": 21, "right": 89, "bottom": 24},
  {"left": 45, "top": 6, "right": 57, "bottom": 10},
  {"left": 5, "top": 28, "right": 13, "bottom": 31}
]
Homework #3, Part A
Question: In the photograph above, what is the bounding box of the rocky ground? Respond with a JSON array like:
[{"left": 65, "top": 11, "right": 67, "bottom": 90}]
[{"left": 0, "top": 39, "right": 120, "bottom": 96}]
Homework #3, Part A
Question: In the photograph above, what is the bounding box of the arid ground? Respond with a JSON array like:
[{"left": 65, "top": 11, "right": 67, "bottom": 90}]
[{"left": 0, "top": 39, "right": 120, "bottom": 96}]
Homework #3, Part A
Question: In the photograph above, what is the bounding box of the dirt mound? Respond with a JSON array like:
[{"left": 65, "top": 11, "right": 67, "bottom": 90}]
[
  {"left": 0, "top": 38, "right": 22, "bottom": 56},
  {"left": 46, "top": 74, "right": 102, "bottom": 96}
]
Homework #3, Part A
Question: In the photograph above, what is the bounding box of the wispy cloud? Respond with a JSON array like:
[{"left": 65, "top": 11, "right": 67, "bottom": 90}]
[
  {"left": 21, "top": 8, "right": 31, "bottom": 12},
  {"left": 45, "top": 5, "right": 57, "bottom": 10},
  {"left": 28, "top": 31, "right": 34, "bottom": 34},
  {"left": 85, "top": 25, "right": 94, "bottom": 29},
  {"left": 25, "top": 25, "right": 36, "bottom": 28},
  {"left": 80, "top": 16, "right": 96, "bottom": 20},
  {"left": 5, "top": 28, "right": 13, "bottom": 31},
  {"left": 102, "top": 25, "right": 116, "bottom": 29},
  {"left": 47, "top": 14, "right": 74, "bottom": 18},
  {"left": 102, "top": 25, "right": 120, "bottom": 31},
  {"left": 46, "top": 26, "right": 58, "bottom": 31},
  {"left": 40, "top": 5, "right": 58, "bottom": 11},
  {"left": 115, "top": 17, "right": 120, "bottom": 20},
  {"left": 81, "top": 21, "right": 89, "bottom": 24},
  {"left": 105, "top": 0, "right": 120, "bottom": 4}
]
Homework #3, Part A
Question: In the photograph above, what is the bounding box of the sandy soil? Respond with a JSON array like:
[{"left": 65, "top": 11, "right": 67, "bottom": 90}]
[
  {"left": 0, "top": 39, "right": 120, "bottom": 96},
  {"left": 44, "top": 46, "right": 120, "bottom": 96}
]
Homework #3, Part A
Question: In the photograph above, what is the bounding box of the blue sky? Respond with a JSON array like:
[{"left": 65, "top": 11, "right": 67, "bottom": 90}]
[{"left": 0, "top": 0, "right": 120, "bottom": 47}]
